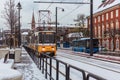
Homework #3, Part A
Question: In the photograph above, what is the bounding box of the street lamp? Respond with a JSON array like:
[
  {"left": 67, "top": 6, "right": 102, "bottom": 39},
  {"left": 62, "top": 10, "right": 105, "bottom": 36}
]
[
  {"left": 55, "top": 7, "right": 64, "bottom": 50},
  {"left": 17, "top": 2, "right": 22, "bottom": 47}
]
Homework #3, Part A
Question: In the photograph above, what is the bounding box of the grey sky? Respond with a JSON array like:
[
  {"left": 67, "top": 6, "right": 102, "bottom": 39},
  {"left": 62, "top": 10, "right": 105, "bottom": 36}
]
[{"left": 0, "top": 0, "right": 102, "bottom": 30}]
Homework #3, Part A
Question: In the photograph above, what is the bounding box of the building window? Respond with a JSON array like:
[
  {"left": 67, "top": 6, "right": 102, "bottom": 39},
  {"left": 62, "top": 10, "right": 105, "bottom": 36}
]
[
  {"left": 98, "top": 16, "right": 100, "bottom": 22},
  {"left": 106, "top": 23, "right": 109, "bottom": 31},
  {"left": 98, "top": 25, "right": 101, "bottom": 38},
  {"left": 116, "top": 38, "right": 119, "bottom": 49},
  {"left": 106, "top": 13, "right": 108, "bottom": 20},
  {"left": 94, "top": 18, "right": 96, "bottom": 23},
  {"left": 111, "top": 40, "right": 113, "bottom": 50},
  {"left": 111, "top": 11, "right": 113, "bottom": 18},
  {"left": 94, "top": 27, "right": 97, "bottom": 37},
  {"left": 116, "top": 19, "right": 119, "bottom": 29},
  {"left": 106, "top": 39, "right": 109, "bottom": 49},
  {"left": 102, "top": 15, "right": 104, "bottom": 21},
  {"left": 111, "top": 21, "right": 114, "bottom": 29},
  {"left": 103, "top": 40, "right": 105, "bottom": 47},
  {"left": 116, "top": 9, "right": 119, "bottom": 17},
  {"left": 102, "top": 24, "right": 104, "bottom": 37}
]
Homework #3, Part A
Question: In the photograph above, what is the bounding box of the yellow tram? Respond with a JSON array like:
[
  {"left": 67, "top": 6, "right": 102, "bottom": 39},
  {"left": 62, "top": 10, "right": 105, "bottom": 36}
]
[{"left": 30, "top": 31, "right": 56, "bottom": 56}]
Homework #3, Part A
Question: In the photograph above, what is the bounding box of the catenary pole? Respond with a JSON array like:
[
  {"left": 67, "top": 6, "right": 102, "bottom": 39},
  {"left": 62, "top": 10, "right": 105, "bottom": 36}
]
[{"left": 90, "top": 0, "right": 93, "bottom": 56}]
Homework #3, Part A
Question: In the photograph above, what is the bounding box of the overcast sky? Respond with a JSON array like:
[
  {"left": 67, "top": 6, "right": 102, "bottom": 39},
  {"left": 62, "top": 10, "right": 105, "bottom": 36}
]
[{"left": 0, "top": 0, "right": 102, "bottom": 30}]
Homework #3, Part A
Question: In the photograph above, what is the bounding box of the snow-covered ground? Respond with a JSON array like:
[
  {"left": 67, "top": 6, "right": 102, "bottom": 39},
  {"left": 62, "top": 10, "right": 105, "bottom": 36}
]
[
  {"left": 11, "top": 48, "right": 120, "bottom": 80},
  {"left": 55, "top": 51, "right": 120, "bottom": 80},
  {"left": 14, "top": 48, "right": 46, "bottom": 80}
]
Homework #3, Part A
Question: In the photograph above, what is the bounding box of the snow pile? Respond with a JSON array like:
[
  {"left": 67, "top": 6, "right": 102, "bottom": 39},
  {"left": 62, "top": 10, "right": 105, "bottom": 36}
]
[
  {"left": 0, "top": 68, "right": 22, "bottom": 80},
  {"left": 14, "top": 48, "right": 46, "bottom": 80},
  {"left": 0, "top": 59, "right": 14, "bottom": 68},
  {"left": 0, "top": 58, "right": 22, "bottom": 80}
]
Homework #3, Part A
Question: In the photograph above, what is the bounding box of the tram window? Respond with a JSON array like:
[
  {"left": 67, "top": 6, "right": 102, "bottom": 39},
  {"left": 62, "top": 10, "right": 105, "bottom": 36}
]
[
  {"left": 78, "top": 40, "right": 84, "bottom": 47},
  {"left": 86, "top": 41, "right": 90, "bottom": 48},
  {"left": 39, "top": 33, "right": 43, "bottom": 43},
  {"left": 73, "top": 41, "right": 77, "bottom": 47},
  {"left": 39, "top": 32, "right": 55, "bottom": 43}
]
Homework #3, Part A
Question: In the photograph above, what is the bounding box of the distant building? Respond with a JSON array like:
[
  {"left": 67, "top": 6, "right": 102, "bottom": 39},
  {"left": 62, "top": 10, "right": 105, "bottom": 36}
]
[
  {"left": 21, "top": 32, "right": 28, "bottom": 45},
  {"left": 67, "top": 32, "right": 83, "bottom": 42},
  {"left": 2, "top": 29, "right": 30, "bottom": 46},
  {"left": 87, "top": 0, "right": 120, "bottom": 51}
]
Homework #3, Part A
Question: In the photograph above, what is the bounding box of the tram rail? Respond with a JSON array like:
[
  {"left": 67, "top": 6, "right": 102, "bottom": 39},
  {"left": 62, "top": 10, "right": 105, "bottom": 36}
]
[
  {"left": 59, "top": 49, "right": 120, "bottom": 64},
  {"left": 56, "top": 53, "right": 120, "bottom": 74}
]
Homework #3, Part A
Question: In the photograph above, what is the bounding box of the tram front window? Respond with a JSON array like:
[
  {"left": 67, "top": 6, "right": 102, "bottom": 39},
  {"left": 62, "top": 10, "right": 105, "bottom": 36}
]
[{"left": 39, "top": 32, "right": 55, "bottom": 43}]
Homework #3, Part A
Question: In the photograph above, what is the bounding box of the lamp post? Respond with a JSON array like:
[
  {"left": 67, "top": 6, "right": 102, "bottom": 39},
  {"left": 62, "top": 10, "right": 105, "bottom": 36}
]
[
  {"left": 55, "top": 7, "right": 64, "bottom": 50},
  {"left": 17, "top": 2, "right": 22, "bottom": 47}
]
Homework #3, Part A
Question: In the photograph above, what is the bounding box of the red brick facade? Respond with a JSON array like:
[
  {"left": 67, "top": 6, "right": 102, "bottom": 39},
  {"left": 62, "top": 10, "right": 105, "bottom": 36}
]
[{"left": 88, "top": 3, "right": 120, "bottom": 51}]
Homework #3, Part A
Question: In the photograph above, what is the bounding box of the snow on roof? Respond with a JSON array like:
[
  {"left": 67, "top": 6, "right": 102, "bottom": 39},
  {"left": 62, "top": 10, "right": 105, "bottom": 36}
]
[
  {"left": 67, "top": 32, "right": 83, "bottom": 38},
  {"left": 80, "top": 37, "right": 97, "bottom": 40},
  {"left": 72, "top": 37, "right": 98, "bottom": 41},
  {"left": 22, "top": 32, "right": 28, "bottom": 35},
  {"left": 94, "top": 0, "right": 120, "bottom": 13}
]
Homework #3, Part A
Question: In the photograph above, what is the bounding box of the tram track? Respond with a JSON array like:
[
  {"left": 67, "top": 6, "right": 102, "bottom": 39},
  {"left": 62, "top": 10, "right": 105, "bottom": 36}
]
[
  {"left": 59, "top": 49, "right": 120, "bottom": 64},
  {"left": 55, "top": 51, "right": 120, "bottom": 74},
  {"left": 29, "top": 49, "right": 120, "bottom": 80}
]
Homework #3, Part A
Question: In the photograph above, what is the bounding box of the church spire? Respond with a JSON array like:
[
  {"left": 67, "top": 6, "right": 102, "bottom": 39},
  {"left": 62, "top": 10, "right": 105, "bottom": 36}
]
[{"left": 31, "top": 10, "right": 35, "bottom": 30}]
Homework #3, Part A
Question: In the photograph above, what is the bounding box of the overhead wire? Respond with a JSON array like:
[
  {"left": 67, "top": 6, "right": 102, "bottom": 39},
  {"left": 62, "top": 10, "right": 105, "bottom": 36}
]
[
  {"left": 59, "top": 0, "right": 89, "bottom": 23},
  {"left": 41, "top": 0, "right": 67, "bottom": 22},
  {"left": 59, "top": 0, "right": 84, "bottom": 21},
  {"left": 39, "top": 0, "right": 87, "bottom": 24},
  {"left": 40, "top": 0, "right": 53, "bottom": 20}
]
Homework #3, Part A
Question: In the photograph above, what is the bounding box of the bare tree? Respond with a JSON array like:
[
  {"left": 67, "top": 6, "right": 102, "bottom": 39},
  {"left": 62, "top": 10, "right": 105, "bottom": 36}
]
[
  {"left": 104, "top": 29, "right": 120, "bottom": 51},
  {"left": 74, "top": 14, "right": 89, "bottom": 37},
  {"left": 2, "top": 0, "right": 18, "bottom": 48},
  {"left": 74, "top": 14, "right": 86, "bottom": 27},
  {"left": 2, "top": 0, "right": 17, "bottom": 34}
]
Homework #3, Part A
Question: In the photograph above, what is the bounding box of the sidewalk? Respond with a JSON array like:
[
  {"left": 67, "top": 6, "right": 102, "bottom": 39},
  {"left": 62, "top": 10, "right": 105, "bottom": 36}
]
[{"left": 14, "top": 48, "right": 46, "bottom": 80}]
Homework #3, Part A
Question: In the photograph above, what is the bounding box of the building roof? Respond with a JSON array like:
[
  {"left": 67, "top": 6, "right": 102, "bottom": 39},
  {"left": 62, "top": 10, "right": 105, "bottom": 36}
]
[
  {"left": 67, "top": 32, "right": 83, "bottom": 38},
  {"left": 94, "top": 0, "right": 120, "bottom": 14},
  {"left": 22, "top": 32, "right": 28, "bottom": 35}
]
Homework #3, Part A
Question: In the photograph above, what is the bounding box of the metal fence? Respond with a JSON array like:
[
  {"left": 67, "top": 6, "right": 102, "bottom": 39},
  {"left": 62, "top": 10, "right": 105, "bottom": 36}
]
[{"left": 23, "top": 45, "right": 106, "bottom": 80}]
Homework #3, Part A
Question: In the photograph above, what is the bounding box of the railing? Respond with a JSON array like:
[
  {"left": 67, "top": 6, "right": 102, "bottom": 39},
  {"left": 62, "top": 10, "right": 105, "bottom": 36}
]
[{"left": 23, "top": 45, "right": 106, "bottom": 80}]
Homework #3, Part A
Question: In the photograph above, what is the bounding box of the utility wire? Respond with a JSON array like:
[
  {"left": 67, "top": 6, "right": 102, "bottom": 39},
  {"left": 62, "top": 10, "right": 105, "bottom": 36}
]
[
  {"left": 59, "top": 0, "right": 89, "bottom": 22},
  {"left": 59, "top": 4, "right": 82, "bottom": 21},
  {"left": 41, "top": 0, "right": 67, "bottom": 21},
  {"left": 40, "top": 0, "right": 87, "bottom": 23}
]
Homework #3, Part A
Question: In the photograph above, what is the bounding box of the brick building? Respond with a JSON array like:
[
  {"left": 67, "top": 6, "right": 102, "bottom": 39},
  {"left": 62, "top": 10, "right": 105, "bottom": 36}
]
[{"left": 87, "top": 0, "right": 120, "bottom": 51}]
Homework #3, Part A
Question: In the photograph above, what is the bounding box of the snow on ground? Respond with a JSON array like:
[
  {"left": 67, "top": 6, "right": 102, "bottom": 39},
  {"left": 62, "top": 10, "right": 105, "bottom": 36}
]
[
  {"left": 14, "top": 48, "right": 46, "bottom": 80},
  {"left": 12, "top": 47, "right": 120, "bottom": 80},
  {"left": 56, "top": 51, "right": 120, "bottom": 80}
]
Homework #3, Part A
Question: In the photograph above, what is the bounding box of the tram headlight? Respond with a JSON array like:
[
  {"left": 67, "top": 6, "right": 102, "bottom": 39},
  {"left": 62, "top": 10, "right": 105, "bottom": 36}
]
[
  {"left": 42, "top": 48, "right": 45, "bottom": 51},
  {"left": 52, "top": 48, "right": 55, "bottom": 51}
]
